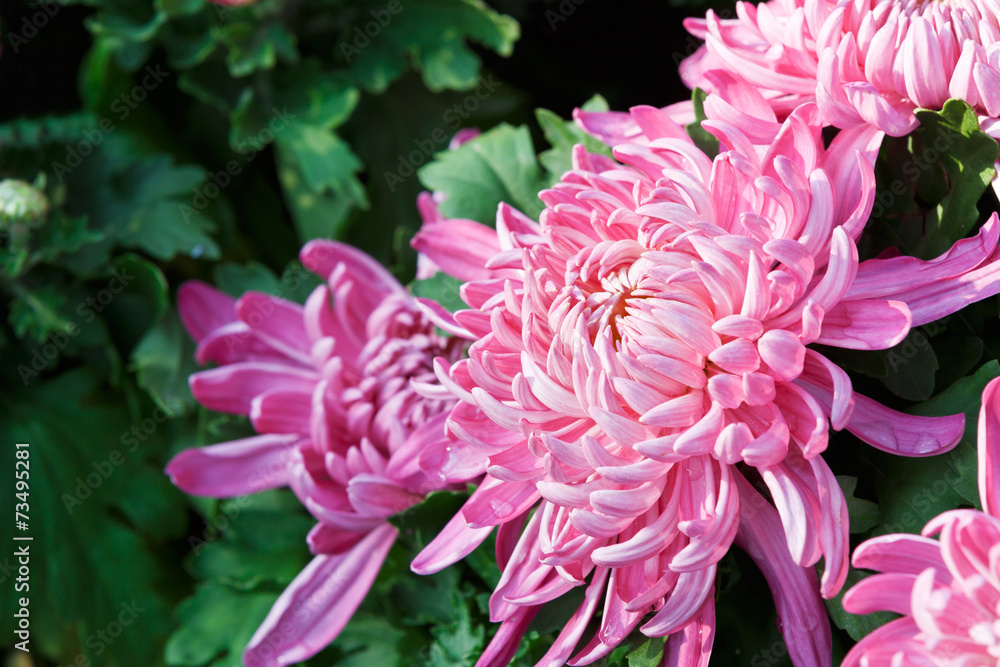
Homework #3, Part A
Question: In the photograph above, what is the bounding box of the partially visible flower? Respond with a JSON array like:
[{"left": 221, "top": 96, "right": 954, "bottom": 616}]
[
  {"left": 843, "top": 376, "right": 1000, "bottom": 666},
  {"left": 0, "top": 178, "right": 48, "bottom": 227},
  {"left": 165, "top": 240, "right": 465, "bottom": 667},
  {"left": 415, "top": 127, "right": 488, "bottom": 281},
  {"left": 450, "top": 127, "right": 482, "bottom": 150},
  {"left": 415, "top": 191, "right": 499, "bottom": 282},
  {"left": 411, "top": 104, "right": 1000, "bottom": 665},
  {"left": 680, "top": 0, "right": 1000, "bottom": 138}
]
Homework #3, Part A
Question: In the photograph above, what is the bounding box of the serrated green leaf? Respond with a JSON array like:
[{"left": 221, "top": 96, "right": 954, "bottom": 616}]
[
  {"left": 164, "top": 582, "right": 279, "bottom": 667},
  {"left": 7, "top": 284, "right": 70, "bottom": 342},
  {"left": 417, "top": 38, "right": 483, "bottom": 91},
  {"left": 536, "top": 96, "right": 613, "bottom": 181},
  {"left": 825, "top": 566, "right": 898, "bottom": 642},
  {"left": 864, "top": 99, "right": 998, "bottom": 261},
  {"left": 276, "top": 125, "right": 368, "bottom": 208},
  {"left": 339, "top": 0, "right": 518, "bottom": 94},
  {"left": 915, "top": 99, "right": 999, "bottom": 257},
  {"left": 61, "top": 143, "right": 220, "bottom": 262},
  {"left": 418, "top": 123, "right": 545, "bottom": 223},
  {"left": 216, "top": 21, "right": 298, "bottom": 78},
  {"left": 0, "top": 113, "right": 103, "bottom": 149},
  {"left": 31, "top": 214, "right": 105, "bottom": 267},
  {"left": 426, "top": 588, "right": 484, "bottom": 667},
  {"left": 271, "top": 63, "right": 359, "bottom": 129},
  {"left": 389, "top": 490, "right": 468, "bottom": 545}
]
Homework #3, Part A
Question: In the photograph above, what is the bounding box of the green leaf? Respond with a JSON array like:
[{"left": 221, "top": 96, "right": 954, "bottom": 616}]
[
  {"left": 62, "top": 143, "right": 220, "bottom": 262},
  {"left": 165, "top": 582, "right": 279, "bottom": 667},
  {"left": 332, "top": 614, "right": 413, "bottom": 667},
  {"left": 419, "top": 123, "right": 545, "bottom": 224},
  {"left": 273, "top": 62, "right": 360, "bottom": 130},
  {"left": 907, "top": 359, "right": 1000, "bottom": 506},
  {"left": 392, "top": 566, "right": 464, "bottom": 626},
  {"left": 0, "top": 113, "right": 104, "bottom": 149},
  {"left": 389, "top": 490, "right": 468, "bottom": 547},
  {"left": 879, "top": 327, "right": 939, "bottom": 401},
  {"left": 6, "top": 283, "right": 70, "bottom": 343},
  {"left": 31, "top": 214, "right": 105, "bottom": 268},
  {"left": 686, "top": 88, "right": 719, "bottom": 160},
  {"left": 934, "top": 334, "right": 984, "bottom": 390},
  {"left": 863, "top": 99, "right": 998, "bottom": 261},
  {"left": 426, "top": 589, "right": 484, "bottom": 667},
  {"left": 536, "top": 95, "right": 612, "bottom": 181},
  {"left": 276, "top": 145, "right": 356, "bottom": 242},
  {"left": 0, "top": 369, "right": 187, "bottom": 665},
  {"left": 88, "top": 6, "right": 167, "bottom": 46},
  {"left": 915, "top": 99, "right": 999, "bottom": 258},
  {"left": 627, "top": 637, "right": 666, "bottom": 667},
  {"left": 211, "top": 260, "right": 322, "bottom": 304},
  {"left": 410, "top": 272, "right": 465, "bottom": 314},
  {"left": 130, "top": 310, "right": 198, "bottom": 417},
  {"left": 179, "top": 59, "right": 249, "bottom": 116},
  {"left": 837, "top": 476, "right": 881, "bottom": 534},
  {"left": 417, "top": 38, "right": 483, "bottom": 91},
  {"left": 339, "top": 0, "right": 519, "bottom": 94},
  {"left": 98, "top": 254, "right": 173, "bottom": 357},
  {"left": 275, "top": 125, "right": 368, "bottom": 208},
  {"left": 186, "top": 496, "right": 313, "bottom": 588},
  {"left": 825, "top": 567, "right": 897, "bottom": 642},
  {"left": 216, "top": 21, "right": 298, "bottom": 78},
  {"left": 866, "top": 361, "right": 1000, "bottom": 549}
]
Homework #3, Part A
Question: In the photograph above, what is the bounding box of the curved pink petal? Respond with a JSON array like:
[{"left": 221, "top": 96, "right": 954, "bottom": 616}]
[
  {"left": 661, "top": 594, "right": 715, "bottom": 667},
  {"left": 733, "top": 473, "right": 831, "bottom": 667},
  {"left": 412, "top": 219, "right": 503, "bottom": 282},
  {"left": 299, "top": 239, "right": 405, "bottom": 296},
  {"left": 979, "top": 377, "right": 1000, "bottom": 517},
  {"left": 243, "top": 524, "right": 397, "bottom": 666},
  {"left": 165, "top": 434, "right": 300, "bottom": 497},
  {"left": 474, "top": 605, "right": 539, "bottom": 667},
  {"left": 177, "top": 280, "right": 237, "bottom": 342},
  {"left": 411, "top": 508, "right": 495, "bottom": 575},
  {"left": 189, "top": 362, "right": 318, "bottom": 415}
]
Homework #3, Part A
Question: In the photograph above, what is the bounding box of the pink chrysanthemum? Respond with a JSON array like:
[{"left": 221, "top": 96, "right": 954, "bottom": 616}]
[
  {"left": 409, "top": 104, "right": 1000, "bottom": 666},
  {"left": 843, "top": 377, "right": 1000, "bottom": 666},
  {"left": 679, "top": 0, "right": 1000, "bottom": 137},
  {"left": 165, "top": 240, "right": 464, "bottom": 667}
]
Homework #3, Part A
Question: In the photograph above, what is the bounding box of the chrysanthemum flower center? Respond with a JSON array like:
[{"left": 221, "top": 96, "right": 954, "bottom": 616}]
[{"left": 332, "top": 299, "right": 462, "bottom": 452}]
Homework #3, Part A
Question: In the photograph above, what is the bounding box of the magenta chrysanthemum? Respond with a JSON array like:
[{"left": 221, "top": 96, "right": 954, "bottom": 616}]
[
  {"left": 409, "top": 103, "right": 1000, "bottom": 666},
  {"left": 843, "top": 377, "right": 1000, "bottom": 666},
  {"left": 165, "top": 240, "right": 464, "bottom": 667},
  {"left": 679, "top": 0, "right": 1000, "bottom": 136}
]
